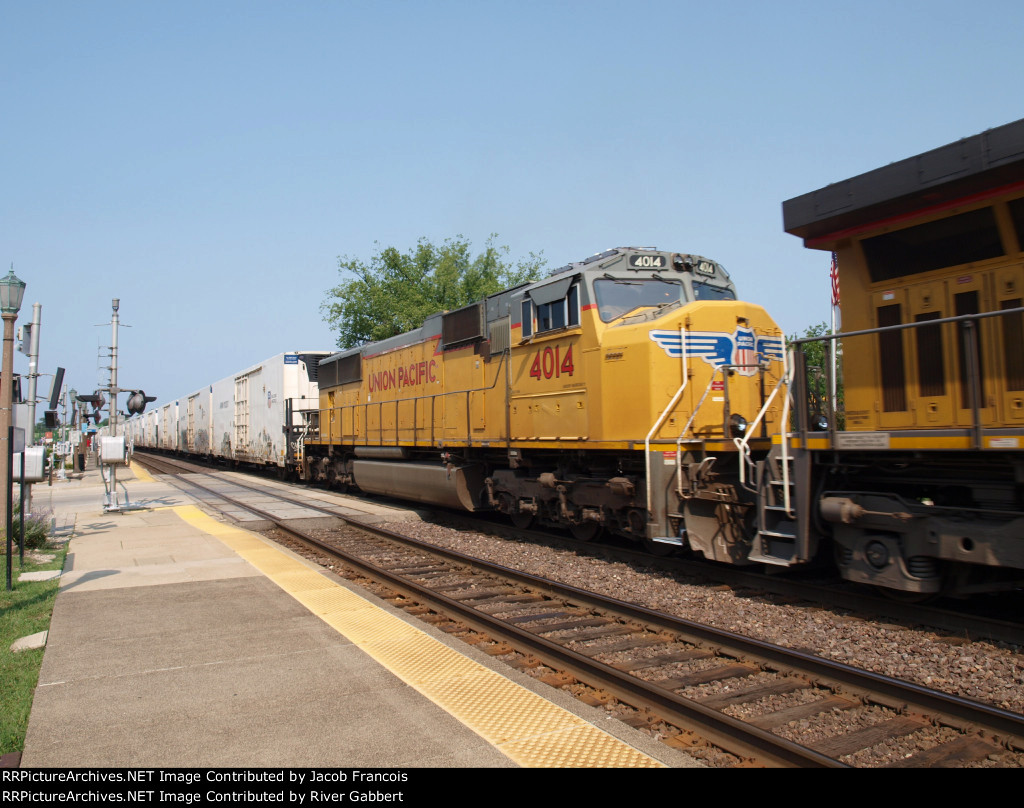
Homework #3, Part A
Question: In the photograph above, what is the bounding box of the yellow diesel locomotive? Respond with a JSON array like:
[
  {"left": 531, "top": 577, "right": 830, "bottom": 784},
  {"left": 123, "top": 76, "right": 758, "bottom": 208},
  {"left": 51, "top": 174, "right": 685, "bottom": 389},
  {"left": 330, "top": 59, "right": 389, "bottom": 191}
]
[
  {"left": 782, "top": 117, "right": 1024, "bottom": 596},
  {"left": 306, "top": 248, "right": 787, "bottom": 557}
]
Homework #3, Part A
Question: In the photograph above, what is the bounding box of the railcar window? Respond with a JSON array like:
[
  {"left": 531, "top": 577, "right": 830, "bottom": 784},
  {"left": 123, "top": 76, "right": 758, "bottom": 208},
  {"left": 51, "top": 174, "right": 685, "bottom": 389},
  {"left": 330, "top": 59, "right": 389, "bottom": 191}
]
[
  {"left": 1001, "top": 299, "right": 1024, "bottom": 391},
  {"left": 914, "top": 312, "right": 945, "bottom": 397},
  {"left": 877, "top": 304, "right": 907, "bottom": 411},
  {"left": 861, "top": 207, "right": 1004, "bottom": 282},
  {"left": 1009, "top": 198, "right": 1024, "bottom": 249},
  {"left": 692, "top": 280, "right": 737, "bottom": 301},
  {"left": 956, "top": 291, "right": 984, "bottom": 409},
  {"left": 594, "top": 278, "right": 683, "bottom": 322}
]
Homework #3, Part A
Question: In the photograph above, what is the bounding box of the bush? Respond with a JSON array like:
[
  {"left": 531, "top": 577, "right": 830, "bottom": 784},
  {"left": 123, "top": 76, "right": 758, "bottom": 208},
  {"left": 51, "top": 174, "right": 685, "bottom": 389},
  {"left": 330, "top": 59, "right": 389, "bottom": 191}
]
[{"left": 10, "top": 503, "right": 51, "bottom": 550}]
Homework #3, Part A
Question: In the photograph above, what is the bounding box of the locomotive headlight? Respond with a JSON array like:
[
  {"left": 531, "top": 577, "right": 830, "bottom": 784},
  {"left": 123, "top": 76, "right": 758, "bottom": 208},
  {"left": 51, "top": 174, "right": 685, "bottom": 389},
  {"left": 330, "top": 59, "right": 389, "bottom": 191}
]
[
  {"left": 729, "top": 413, "right": 748, "bottom": 437},
  {"left": 812, "top": 412, "right": 829, "bottom": 431}
]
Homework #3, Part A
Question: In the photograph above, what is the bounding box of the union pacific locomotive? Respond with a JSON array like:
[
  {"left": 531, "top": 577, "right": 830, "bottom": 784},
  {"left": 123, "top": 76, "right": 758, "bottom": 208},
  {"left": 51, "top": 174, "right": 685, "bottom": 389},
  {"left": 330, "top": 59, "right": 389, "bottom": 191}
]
[{"left": 305, "top": 248, "right": 787, "bottom": 559}]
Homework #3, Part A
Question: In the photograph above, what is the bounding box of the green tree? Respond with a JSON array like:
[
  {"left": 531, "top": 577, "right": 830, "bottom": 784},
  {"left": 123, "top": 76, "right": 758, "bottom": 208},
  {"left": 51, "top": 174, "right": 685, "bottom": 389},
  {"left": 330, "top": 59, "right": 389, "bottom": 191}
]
[
  {"left": 788, "top": 321, "right": 844, "bottom": 428},
  {"left": 322, "top": 236, "right": 546, "bottom": 350}
]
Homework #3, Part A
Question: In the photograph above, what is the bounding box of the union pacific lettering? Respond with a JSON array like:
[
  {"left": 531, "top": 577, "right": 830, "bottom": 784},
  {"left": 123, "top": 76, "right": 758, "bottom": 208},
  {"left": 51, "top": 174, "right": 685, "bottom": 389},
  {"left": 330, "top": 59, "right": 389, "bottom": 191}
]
[{"left": 367, "top": 360, "right": 438, "bottom": 392}]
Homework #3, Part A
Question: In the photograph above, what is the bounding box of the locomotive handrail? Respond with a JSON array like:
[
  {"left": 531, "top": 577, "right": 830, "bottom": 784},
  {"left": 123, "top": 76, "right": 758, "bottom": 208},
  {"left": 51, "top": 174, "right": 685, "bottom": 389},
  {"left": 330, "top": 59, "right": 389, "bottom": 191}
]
[
  {"left": 787, "top": 305, "right": 1024, "bottom": 345},
  {"left": 779, "top": 350, "right": 795, "bottom": 515},
  {"left": 787, "top": 306, "right": 1024, "bottom": 452},
  {"left": 644, "top": 326, "right": 688, "bottom": 521},
  {"left": 734, "top": 340, "right": 790, "bottom": 490},
  {"left": 674, "top": 363, "right": 749, "bottom": 500}
]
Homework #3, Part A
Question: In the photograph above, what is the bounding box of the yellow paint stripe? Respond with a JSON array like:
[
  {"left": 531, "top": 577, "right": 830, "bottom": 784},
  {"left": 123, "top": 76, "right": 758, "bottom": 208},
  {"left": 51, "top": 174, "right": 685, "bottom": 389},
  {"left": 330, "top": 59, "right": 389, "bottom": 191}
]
[
  {"left": 130, "top": 461, "right": 156, "bottom": 482},
  {"left": 172, "top": 505, "right": 665, "bottom": 768}
]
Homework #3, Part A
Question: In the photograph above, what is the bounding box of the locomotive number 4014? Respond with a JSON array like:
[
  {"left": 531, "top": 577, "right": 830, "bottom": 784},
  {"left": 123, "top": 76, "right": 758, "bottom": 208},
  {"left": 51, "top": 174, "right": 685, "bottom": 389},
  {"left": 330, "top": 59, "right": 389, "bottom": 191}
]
[{"left": 529, "top": 345, "right": 575, "bottom": 379}]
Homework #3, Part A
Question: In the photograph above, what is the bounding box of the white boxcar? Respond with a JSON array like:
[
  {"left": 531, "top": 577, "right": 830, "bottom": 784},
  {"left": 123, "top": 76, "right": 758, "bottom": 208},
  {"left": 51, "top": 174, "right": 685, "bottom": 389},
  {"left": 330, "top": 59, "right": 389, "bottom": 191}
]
[
  {"left": 124, "top": 414, "right": 142, "bottom": 448},
  {"left": 200, "top": 352, "right": 328, "bottom": 468},
  {"left": 184, "top": 387, "right": 214, "bottom": 455},
  {"left": 159, "top": 401, "right": 179, "bottom": 451},
  {"left": 134, "top": 352, "right": 328, "bottom": 469},
  {"left": 211, "top": 374, "right": 235, "bottom": 460},
  {"left": 144, "top": 408, "right": 159, "bottom": 448},
  {"left": 226, "top": 352, "right": 329, "bottom": 467}
]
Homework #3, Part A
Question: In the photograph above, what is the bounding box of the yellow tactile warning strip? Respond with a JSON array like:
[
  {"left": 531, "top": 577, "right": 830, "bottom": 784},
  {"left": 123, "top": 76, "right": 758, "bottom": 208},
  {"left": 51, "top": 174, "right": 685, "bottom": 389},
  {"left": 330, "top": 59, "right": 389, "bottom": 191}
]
[
  {"left": 172, "top": 505, "right": 666, "bottom": 768},
  {"left": 130, "top": 461, "right": 156, "bottom": 482}
]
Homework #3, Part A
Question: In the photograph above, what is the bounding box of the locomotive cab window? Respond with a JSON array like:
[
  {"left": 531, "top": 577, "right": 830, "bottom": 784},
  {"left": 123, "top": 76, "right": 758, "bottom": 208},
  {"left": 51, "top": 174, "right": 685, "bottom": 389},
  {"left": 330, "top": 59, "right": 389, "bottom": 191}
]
[{"left": 521, "top": 279, "right": 580, "bottom": 338}]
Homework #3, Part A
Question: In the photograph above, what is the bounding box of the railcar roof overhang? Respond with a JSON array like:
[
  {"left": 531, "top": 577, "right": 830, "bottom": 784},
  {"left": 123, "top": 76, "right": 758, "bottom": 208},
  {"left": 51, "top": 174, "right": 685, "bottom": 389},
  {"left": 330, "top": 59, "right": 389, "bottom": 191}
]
[{"left": 783, "top": 117, "right": 1024, "bottom": 248}]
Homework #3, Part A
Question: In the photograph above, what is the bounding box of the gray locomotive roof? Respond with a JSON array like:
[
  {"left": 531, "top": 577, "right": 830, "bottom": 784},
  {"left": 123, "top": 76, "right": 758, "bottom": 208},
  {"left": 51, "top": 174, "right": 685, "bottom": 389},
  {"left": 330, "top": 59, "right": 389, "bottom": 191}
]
[
  {"left": 783, "top": 117, "right": 1024, "bottom": 244},
  {"left": 318, "top": 247, "right": 728, "bottom": 368}
]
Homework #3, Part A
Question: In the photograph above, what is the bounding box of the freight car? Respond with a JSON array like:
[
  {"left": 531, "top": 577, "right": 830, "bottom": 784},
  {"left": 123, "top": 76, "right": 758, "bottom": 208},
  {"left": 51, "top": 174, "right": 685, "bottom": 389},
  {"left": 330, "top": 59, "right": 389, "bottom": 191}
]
[
  {"left": 127, "top": 351, "right": 331, "bottom": 474},
  {"left": 780, "top": 117, "right": 1024, "bottom": 596},
  {"left": 305, "top": 247, "right": 787, "bottom": 557}
]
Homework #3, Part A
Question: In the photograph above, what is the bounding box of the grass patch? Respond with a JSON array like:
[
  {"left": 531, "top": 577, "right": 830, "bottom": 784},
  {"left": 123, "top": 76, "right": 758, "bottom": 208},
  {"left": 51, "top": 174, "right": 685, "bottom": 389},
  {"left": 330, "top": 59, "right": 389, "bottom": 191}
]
[{"left": 0, "top": 540, "right": 67, "bottom": 756}]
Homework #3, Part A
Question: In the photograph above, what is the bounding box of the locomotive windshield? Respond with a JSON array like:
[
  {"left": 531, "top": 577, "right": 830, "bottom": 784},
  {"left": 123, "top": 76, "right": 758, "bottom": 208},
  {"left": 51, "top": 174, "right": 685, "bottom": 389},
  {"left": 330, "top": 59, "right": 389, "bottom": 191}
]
[{"left": 594, "top": 278, "right": 682, "bottom": 322}]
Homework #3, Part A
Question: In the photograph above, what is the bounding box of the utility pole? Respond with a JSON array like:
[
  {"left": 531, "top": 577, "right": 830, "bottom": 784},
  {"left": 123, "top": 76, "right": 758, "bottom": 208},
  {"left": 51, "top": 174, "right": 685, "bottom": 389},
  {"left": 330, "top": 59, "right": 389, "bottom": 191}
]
[
  {"left": 23, "top": 304, "right": 41, "bottom": 507},
  {"left": 109, "top": 299, "right": 119, "bottom": 438},
  {"left": 104, "top": 299, "right": 121, "bottom": 511},
  {"left": 23, "top": 303, "right": 40, "bottom": 441}
]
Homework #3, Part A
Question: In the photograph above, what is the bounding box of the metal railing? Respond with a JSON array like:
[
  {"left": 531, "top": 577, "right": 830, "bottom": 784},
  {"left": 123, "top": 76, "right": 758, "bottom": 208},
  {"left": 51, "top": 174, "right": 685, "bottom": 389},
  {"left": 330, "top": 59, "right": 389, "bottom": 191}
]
[{"left": 786, "top": 306, "right": 1024, "bottom": 451}]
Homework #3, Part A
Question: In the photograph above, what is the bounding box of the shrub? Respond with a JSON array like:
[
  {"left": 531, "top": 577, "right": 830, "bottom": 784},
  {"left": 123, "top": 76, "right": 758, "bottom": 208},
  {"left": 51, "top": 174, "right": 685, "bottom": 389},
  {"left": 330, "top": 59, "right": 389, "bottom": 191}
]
[{"left": 10, "top": 503, "right": 51, "bottom": 550}]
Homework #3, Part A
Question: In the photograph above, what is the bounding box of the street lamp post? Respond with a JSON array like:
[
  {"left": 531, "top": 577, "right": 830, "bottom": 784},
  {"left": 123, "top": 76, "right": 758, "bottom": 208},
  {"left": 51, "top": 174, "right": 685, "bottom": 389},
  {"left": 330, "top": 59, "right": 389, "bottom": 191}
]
[{"left": 1, "top": 268, "right": 26, "bottom": 591}]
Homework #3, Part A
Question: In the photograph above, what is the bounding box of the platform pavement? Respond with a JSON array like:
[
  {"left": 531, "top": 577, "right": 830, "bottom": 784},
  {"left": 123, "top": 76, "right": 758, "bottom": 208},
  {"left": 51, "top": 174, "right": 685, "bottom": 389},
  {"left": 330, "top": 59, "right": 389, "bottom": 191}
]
[{"left": 15, "top": 464, "right": 704, "bottom": 769}]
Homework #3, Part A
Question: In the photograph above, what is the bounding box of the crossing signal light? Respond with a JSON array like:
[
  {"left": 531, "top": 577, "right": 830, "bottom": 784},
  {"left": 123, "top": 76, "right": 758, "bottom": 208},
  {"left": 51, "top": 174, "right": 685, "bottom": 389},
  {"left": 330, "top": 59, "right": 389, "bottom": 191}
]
[{"left": 126, "top": 390, "right": 157, "bottom": 415}]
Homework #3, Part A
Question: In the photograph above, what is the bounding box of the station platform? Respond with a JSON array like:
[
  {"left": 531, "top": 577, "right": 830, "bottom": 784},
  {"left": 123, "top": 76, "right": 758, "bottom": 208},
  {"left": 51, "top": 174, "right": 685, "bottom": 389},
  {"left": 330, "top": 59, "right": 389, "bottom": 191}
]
[{"left": 15, "top": 464, "right": 704, "bottom": 769}]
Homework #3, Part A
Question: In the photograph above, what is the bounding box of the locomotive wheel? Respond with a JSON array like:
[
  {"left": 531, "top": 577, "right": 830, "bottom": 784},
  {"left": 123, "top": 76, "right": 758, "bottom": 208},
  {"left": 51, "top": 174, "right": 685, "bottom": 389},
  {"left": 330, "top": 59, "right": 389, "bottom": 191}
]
[{"left": 569, "top": 521, "right": 602, "bottom": 542}]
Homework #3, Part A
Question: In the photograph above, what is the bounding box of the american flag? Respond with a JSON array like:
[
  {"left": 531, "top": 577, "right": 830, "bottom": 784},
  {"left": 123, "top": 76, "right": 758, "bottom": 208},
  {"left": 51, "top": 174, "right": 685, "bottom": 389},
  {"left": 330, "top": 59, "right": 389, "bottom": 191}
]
[{"left": 830, "top": 252, "right": 840, "bottom": 307}]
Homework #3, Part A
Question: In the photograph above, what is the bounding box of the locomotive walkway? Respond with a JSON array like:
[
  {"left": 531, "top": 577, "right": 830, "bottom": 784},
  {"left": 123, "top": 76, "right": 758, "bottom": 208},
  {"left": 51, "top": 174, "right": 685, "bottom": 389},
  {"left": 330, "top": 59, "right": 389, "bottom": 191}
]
[{"left": 14, "top": 464, "right": 701, "bottom": 768}]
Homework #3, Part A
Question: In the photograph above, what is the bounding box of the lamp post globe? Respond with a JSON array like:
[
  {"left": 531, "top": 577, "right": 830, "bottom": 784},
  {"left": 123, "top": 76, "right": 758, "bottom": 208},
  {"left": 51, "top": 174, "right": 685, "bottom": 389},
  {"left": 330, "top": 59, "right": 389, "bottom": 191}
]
[
  {"left": 1, "top": 267, "right": 24, "bottom": 590},
  {"left": 0, "top": 269, "right": 26, "bottom": 315}
]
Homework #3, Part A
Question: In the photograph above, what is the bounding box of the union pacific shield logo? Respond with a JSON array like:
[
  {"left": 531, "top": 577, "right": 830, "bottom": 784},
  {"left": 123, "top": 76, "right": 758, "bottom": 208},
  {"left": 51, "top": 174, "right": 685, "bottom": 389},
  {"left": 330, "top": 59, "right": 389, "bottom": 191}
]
[
  {"left": 734, "top": 327, "right": 756, "bottom": 373},
  {"left": 650, "top": 328, "right": 784, "bottom": 377}
]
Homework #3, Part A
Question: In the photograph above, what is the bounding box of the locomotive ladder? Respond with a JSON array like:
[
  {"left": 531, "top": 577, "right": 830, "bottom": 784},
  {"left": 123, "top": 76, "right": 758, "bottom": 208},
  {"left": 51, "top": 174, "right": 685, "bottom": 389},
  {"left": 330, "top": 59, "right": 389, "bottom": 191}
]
[
  {"left": 750, "top": 446, "right": 813, "bottom": 566},
  {"left": 748, "top": 346, "right": 815, "bottom": 567}
]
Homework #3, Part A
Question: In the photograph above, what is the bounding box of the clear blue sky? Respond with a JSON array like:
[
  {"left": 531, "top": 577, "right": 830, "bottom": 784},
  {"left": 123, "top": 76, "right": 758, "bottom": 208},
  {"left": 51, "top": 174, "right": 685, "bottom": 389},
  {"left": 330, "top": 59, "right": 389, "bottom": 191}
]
[{"left": 3, "top": 0, "right": 1022, "bottom": 416}]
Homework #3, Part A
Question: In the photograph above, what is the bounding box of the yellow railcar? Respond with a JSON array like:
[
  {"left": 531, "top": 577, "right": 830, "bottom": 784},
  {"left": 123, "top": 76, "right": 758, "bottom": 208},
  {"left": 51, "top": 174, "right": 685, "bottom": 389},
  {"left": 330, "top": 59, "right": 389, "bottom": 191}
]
[
  {"left": 307, "top": 248, "right": 786, "bottom": 554},
  {"left": 782, "top": 117, "right": 1024, "bottom": 595}
]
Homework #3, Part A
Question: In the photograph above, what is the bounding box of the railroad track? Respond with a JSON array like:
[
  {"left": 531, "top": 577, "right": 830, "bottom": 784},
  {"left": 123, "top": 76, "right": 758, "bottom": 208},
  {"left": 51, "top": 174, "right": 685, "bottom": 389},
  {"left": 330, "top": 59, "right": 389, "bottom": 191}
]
[
  {"left": 134, "top": 453, "right": 1024, "bottom": 767},
  {"left": 133, "top": 452, "right": 1024, "bottom": 648}
]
